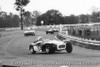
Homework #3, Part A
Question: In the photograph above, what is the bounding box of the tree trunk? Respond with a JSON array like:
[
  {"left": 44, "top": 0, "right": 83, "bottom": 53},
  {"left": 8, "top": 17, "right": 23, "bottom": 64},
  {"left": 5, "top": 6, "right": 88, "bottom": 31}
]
[{"left": 20, "top": 10, "right": 23, "bottom": 30}]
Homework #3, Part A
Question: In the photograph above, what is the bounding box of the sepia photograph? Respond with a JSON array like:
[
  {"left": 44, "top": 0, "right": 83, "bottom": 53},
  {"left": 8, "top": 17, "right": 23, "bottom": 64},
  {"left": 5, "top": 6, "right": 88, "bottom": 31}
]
[{"left": 0, "top": 0, "right": 100, "bottom": 67}]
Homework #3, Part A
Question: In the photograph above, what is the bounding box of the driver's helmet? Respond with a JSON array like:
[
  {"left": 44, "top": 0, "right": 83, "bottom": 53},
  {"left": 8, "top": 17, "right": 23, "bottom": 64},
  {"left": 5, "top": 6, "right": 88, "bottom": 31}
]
[{"left": 37, "top": 36, "right": 42, "bottom": 41}]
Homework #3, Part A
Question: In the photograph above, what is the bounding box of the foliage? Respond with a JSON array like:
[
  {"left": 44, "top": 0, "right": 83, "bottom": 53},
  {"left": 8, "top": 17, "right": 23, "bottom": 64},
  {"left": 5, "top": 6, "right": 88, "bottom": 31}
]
[
  {"left": 0, "top": 11, "right": 20, "bottom": 28},
  {"left": 15, "top": 0, "right": 30, "bottom": 6},
  {"left": 14, "top": 0, "right": 30, "bottom": 30},
  {"left": 79, "top": 14, "right": 89, "bottom": 23},
  {"left": 91, "top": 12, "right": 100, "bottom": 22},
  {"left": 36, "top": 9, "right": 64, "bottom": 25},
  {"left": 36, "top": 9, "right": 80, "bottom": 25},
  {"left": 64, "top": 15, "right": 79, "bottom": 24},
  {"left": 23, "top": 11, "right": 33, "bottom": 26}
]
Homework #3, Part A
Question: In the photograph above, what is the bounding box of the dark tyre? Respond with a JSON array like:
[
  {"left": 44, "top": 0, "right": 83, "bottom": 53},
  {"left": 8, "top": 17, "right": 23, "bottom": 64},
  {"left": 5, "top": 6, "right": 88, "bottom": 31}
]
[
  {"left": 50, "top": 32, "right": 53, "bottom": 34},
  {"left": 24, "top": 34, "right": 27, "bottom": 36},
  {"left": 32, "top": 33, "right": 35, "bottom": 36},
  {"left": 45, "top": 44, "right": 55, "bottom": 54},
  {"left": 66, "top": 42, "right": 73, "bottom": 53},
  {"left": 46, "top": 31, "right": 48, "bottom": 34},
  {"left": 29, "top": 45, "right": 36, "bottom": 54},
  {"left": 52, "top": 32, "right": 54, "bottom": 34}
]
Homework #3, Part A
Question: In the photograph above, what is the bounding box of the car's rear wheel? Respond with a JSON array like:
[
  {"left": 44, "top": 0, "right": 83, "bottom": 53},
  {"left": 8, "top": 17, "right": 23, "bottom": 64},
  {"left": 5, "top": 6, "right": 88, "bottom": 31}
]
[
  {"left": 32, "top": 33, "right": 35, "bottom": 36},
  {"left": 29, "top": 45, "right": 36, "bottom": 54},
  {"left": 66, "top": 42, "right": 73, "bottom": 53},
  {"left": 51, "top": 32, "right": 54, "bottom": 34}
]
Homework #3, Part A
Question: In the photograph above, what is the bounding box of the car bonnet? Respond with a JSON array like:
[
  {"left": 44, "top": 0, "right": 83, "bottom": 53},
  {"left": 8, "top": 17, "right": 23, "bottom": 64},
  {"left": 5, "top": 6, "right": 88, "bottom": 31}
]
[{"left": 46, "top": 40, "right": 65, "bottom": 45}]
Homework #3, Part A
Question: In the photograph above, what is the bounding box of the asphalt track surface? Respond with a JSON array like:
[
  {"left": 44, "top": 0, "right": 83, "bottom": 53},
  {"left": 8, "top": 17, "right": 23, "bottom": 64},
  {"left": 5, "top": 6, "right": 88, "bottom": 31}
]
[{"left": 0, "top": 30, "right": 100, "bottom": 67}]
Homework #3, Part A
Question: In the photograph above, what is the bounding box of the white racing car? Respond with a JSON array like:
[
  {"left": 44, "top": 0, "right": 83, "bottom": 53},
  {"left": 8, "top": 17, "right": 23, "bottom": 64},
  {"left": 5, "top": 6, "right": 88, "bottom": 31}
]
[
  {"left": 29, "top": 39, "right": 73, "bottom": 54},
  {"left": 24, "top": 30, "right": 35, "bottom": 36}
]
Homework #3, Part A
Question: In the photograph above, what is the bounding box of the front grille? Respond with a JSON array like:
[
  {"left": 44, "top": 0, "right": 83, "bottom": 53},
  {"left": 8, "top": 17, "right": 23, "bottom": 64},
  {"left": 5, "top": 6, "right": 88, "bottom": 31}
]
[{"left": 59, "top": 45, "right": 65, "bottom": 48}]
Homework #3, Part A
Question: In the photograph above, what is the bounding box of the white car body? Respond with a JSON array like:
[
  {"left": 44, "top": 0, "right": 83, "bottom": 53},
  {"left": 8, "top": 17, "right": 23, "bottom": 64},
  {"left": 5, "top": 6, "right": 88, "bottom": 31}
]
[
  {"left": 24, "top": 30, "right": 35, "bottom": 33},
  {"left": 44, "top": 40, "right": 66, "bottom": 50},
  {"left": 24, "top": 30, "right": 35, "bottom": 36},
  {"left": 29, "top": 39, "right": 73, "bottom": 54}
]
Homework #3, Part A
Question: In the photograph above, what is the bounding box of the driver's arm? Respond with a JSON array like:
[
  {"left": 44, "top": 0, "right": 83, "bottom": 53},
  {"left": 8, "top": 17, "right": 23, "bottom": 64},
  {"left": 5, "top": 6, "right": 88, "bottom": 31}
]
[{"left": 34, "top": 40, "right": 39, "bottom": 43}]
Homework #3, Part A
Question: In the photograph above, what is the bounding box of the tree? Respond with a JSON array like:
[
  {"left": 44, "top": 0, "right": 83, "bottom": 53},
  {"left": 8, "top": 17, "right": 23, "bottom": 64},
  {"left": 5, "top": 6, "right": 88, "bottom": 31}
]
[
  {"left": 78, "top": 14, "right": 89, "bottom": 23},
  {"left": 64, "top": 15, "right": 78, "bottom": 24},
  {"left": 0, "top": 11, "right": 20, "bottom": 28},
  {"left": 91, "top": 12, "right": 100, "bottom": 22},
  {"left": 23, "top": 11, "right": 33, "bottom": 26},
  {"left": 12, "top": 14, "right": 20, "bottom": 27},
  {"left": 36, "top": 9, "right": 63, "bottom": 25},
  {"left": 90, "top": 6, "right": 100, "bottom": 22},
  {"left": 14, "top": 0, "right": 30, "bottom": 30},
  {"left": 45, "top": 9, "right": 63, "bottom": 25},
  {"left": 32, "top": 10, "right": 41, "bottom": 24}
]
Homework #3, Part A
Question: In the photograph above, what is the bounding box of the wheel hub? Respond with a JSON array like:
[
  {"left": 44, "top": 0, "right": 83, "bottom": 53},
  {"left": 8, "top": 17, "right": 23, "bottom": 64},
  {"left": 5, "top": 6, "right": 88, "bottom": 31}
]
[
  {"left": 46, "top": 48, "right": 49, "bottom": 53},
  {"left": 30, "top": 48, "right": 33, "bottom": 52}
]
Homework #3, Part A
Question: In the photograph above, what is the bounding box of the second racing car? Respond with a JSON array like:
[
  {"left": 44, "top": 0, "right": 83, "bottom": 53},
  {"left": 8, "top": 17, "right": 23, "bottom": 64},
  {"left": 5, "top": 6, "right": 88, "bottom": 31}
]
[{"left": 24, "top": 29, "right": 35, "bottom": 36}]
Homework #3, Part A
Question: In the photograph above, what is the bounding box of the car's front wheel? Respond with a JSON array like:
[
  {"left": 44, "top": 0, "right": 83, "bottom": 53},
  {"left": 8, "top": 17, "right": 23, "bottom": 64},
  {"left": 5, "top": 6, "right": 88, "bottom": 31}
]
[
  {"left": 24, "top": 34, "right": 27, "bottom": 36},
  {"left": 29, "top": 45, "right": 36, "bottom": 54},
  {"left": 45, "top": 47, "right": 50, "bottom": 53},
  {"left": 66, "top": 42, "right": 73, "bottom": 53},
  {"left": 46, "top": 31, "right": 48, "bottom": 34}
]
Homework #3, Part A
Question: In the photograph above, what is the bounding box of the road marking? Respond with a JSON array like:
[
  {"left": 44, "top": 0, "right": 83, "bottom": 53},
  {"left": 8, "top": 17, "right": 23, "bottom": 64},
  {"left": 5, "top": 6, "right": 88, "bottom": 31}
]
[
  {"left": 5, "top": 36, "right": 20, "bottom": 50},
  {"left": 4, "top": 35, "right": 22, "bottom": 55}
]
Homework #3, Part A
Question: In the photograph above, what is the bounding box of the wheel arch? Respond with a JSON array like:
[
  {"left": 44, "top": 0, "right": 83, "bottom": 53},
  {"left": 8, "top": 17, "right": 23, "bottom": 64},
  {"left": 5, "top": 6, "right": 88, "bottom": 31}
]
[{"left": 29, "top": 45, "right": 33, "bottom": 50}]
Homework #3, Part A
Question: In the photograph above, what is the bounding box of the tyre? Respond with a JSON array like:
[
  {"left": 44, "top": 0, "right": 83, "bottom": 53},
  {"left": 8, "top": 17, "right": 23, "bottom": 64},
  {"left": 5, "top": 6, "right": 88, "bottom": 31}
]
[
  {"left": 51, "top": 32, "right": 53, "bottom": 34},
  {"left": 50, "top": 32, "right": 52, "bottom": 34},
  {"left": 46, "top": 31, "right": 48, "bottom": 34},
  {"left": 52, "top": 32, "right": 54, "bottom": 34},
  {"left": 29, "top": 45, "right": 36, "bottom": 54},
  {"left": 32, "top": 33, "right": 35, "bottom": 36},
  {"left": 24, "top": 34, "right": 27, "bottom": 36},
  {"left": 66, "top": 42, "right": 73, "bottom": 53},
  {"left": 45, "top": 44, "right": 55, "bottom": 54}
]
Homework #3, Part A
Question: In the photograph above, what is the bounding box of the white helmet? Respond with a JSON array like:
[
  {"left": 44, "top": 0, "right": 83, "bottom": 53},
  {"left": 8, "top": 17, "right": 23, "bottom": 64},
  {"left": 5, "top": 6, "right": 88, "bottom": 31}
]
[{"left": 37, "top": 36, "right": 42, "bottom": 40}]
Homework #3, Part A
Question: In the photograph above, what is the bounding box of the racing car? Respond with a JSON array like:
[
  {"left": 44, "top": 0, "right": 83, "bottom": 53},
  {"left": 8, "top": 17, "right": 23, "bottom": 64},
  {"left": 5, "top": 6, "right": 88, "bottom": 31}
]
[
  {"left": 24, "top": 30, "right": 35, "bottom": 36},
  {"left": 46, "top": 29, "right": 54, "bottom": 34},
  {"left": 29, "top": 39, "right": 73, "bottom": 54},
  {"left": 52, "top": 29, "right": 59, "bottom": 32},
  {"left": 46, "top": 29, "right": 58, "bottom": 34}
]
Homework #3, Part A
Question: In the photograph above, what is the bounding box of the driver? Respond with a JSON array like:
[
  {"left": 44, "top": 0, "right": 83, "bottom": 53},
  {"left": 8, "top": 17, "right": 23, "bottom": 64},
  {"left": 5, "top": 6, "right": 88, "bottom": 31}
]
[
  {"left": 35, "top": 36, "right": 44, "bottom": 51},
  {"left": 34, "top": 36, "right": 43, "bottom": 43},
  {"left": 37, "top": 36, "right": 43, "bottom": 41}
]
